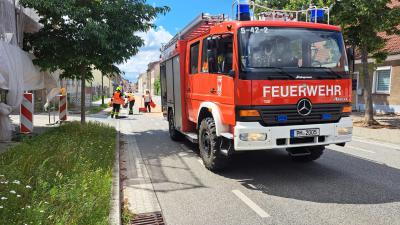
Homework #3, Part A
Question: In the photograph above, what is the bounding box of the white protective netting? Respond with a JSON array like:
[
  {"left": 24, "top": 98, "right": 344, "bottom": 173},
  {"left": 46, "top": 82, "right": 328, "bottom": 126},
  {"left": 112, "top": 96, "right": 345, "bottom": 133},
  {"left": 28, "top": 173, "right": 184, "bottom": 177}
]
[
  {"left": 0, "top": 0, "right": 27, "bottom": 47},
  {"left": 0, "top": 1, "right": 57, "bottom": 141}
]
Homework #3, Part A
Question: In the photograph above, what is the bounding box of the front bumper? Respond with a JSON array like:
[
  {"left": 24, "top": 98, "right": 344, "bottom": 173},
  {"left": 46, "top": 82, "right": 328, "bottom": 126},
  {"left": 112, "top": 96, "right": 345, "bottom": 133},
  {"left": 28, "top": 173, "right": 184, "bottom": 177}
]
[{"left": 234, "top": 117, "right": 352, "bottom": 151}]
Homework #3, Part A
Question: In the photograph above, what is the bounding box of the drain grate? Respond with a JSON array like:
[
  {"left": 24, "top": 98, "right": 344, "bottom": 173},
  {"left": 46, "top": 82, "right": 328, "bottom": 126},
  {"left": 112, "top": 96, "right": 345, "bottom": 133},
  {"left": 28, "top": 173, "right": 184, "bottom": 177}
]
[{"left": 131, "top": 211, "right": 165, "bottom": 225}]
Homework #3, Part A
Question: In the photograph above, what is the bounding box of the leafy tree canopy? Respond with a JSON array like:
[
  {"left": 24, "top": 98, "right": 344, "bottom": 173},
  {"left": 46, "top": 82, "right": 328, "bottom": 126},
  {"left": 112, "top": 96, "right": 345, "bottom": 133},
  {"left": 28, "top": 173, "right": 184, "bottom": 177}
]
[
  {"left": 21, "top": 0, "right": 169, "bottom": 80},
  {"left": 255, "top": 0, "right": 400, "bottom": 61},
  {"left": 332, "top": 0, "right": 400, "bottom": 61}
]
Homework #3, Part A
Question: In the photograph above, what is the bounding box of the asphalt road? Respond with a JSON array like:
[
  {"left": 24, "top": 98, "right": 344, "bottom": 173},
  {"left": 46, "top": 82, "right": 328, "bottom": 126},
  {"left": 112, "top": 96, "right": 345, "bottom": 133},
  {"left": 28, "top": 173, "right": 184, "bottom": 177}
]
[{"left": 118, "top": 109, "right": 400, "bottom": 225}]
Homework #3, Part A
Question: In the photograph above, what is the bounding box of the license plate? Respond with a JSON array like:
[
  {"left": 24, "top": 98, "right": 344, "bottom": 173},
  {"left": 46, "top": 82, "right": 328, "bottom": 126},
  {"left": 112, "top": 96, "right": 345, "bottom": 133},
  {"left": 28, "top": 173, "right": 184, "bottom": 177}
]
[{"left": 291, "top": 128, "right": 320, "bottom": 138}]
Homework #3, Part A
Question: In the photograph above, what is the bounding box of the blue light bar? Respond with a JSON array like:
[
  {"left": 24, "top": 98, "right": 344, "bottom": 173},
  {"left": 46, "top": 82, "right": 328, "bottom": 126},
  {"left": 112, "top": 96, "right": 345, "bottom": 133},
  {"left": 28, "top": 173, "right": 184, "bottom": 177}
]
[
  {"left": 237, "top": 0, "right": 251, "bottom": 21},
  {"left": 310, "top": 9, "right": 325, "bottom": 23}
]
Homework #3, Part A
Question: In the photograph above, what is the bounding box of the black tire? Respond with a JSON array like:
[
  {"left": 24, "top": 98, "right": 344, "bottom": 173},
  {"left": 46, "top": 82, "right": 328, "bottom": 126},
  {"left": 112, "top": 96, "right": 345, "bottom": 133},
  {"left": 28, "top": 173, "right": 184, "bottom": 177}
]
[
  {"left": 288, "top": 146, "right": 325, "bottom": 162},
  {"left": 198, "top": 117, "right": 229, "bottom": 171},
  {"left": 168, "top": 110, "right": 182, "bottom": 141}
]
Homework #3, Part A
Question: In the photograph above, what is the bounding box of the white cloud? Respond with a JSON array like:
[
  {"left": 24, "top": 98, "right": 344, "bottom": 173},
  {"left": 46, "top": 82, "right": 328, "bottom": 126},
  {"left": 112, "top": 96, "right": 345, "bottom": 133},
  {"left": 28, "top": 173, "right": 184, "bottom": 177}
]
[{"left": 118, "top": 26, "right": 173, "bottom": 82}]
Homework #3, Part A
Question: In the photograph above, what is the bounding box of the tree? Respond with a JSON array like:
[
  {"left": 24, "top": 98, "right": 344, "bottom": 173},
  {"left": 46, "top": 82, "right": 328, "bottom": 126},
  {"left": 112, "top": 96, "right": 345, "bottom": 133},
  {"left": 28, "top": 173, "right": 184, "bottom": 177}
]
[
  {"left": 154, "top": 78, "right": 161, "bottom": 95},
  {"left": 333, "top": 0, "right": 400, "bottom": 125},
  {"left": 255, "top": 0, "right": 400, "bottom": 126},
  {"left": 21, "top": 0, "right": 169, "bottom": 123}
]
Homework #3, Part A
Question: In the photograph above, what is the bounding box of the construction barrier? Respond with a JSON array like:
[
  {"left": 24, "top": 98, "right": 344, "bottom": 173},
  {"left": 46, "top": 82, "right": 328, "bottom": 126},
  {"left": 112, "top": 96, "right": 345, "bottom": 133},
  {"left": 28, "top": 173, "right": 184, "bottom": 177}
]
[
  {"left": 59, "top": 95, "right": 67, "bottom": 121},
  {"left": 20, "top": 93, "right": 33, "bottom": 133}
]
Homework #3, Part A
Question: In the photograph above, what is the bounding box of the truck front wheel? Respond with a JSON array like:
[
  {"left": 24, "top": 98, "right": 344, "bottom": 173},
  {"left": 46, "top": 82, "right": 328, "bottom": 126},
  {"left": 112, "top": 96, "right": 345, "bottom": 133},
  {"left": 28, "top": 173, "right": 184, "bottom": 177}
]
[
  {"left": 199, "top": 117, "right": 228, "bottom": 171},
  {"left": 288, "top": 146, "right": 325, "bottom": 162}
]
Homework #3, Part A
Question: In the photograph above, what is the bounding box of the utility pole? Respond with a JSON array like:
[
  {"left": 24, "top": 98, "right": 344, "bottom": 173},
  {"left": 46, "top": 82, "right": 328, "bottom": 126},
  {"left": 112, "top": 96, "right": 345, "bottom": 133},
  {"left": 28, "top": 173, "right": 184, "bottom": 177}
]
[{"left": 101, "top": 74, "right": 104, "bottom": 105}]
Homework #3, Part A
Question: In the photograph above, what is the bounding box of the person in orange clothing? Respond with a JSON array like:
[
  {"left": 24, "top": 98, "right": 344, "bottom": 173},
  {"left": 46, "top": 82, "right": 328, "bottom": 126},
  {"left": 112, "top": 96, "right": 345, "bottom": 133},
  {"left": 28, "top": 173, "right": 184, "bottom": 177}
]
[
  {"left": 111, "top": 86, "right": 125, "bottom": 119},
  {"left": 127, "top": 91, "right": 136, "bottom": 115}
]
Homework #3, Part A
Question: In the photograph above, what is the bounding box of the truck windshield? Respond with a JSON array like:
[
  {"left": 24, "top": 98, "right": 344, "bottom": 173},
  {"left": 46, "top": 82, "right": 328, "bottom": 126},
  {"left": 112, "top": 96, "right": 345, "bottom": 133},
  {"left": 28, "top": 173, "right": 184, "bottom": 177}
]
[{"left": 238, "top": 27, "right": 349, "bottom": 79}]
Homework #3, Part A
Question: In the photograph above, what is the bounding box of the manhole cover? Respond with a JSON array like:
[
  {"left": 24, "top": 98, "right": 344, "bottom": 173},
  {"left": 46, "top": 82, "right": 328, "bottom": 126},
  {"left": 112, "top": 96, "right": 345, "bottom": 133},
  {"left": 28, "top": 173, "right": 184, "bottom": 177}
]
[{"left": 131, "top": 211, "right": 165, "bottom": 225}]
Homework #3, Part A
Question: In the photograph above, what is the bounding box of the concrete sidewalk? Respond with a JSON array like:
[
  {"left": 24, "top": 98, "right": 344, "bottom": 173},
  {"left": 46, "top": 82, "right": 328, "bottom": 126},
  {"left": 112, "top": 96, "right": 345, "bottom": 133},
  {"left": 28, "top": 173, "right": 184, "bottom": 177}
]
[
  {"left": 352, "top": 113, "right": 400, "bottom": 145},
  {"left": 353, "top": 127, "right": 400, "bottom": 145}
]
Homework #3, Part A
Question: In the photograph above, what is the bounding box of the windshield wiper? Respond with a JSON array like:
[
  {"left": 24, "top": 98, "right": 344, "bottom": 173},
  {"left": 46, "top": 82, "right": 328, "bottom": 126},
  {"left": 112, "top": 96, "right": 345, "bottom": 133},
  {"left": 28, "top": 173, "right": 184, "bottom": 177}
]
[
  {"left": 299, "top": 66, "right": 345, "bottom": 79},
  {"left": 248, "top": 66, "right": 297, "bottom": 79}
]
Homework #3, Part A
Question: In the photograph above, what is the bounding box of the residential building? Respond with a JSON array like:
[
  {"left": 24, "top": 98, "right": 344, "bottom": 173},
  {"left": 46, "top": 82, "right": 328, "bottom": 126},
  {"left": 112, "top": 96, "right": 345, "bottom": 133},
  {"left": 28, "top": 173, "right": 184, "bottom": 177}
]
[
  {"left": 147, "top": 61, "right": 160, "bottom": 96},
  {"left": 352, "top": 1, "right": 400, "bottom": 114},
  {"left": 137, "top": 61, "right": 160, "bottom": 95},
  {"left": 61, "top": 70, "right": 117, "bottom": 108},
  {"left": 137, "top": 72, "right": 147, "bottom": 94}
]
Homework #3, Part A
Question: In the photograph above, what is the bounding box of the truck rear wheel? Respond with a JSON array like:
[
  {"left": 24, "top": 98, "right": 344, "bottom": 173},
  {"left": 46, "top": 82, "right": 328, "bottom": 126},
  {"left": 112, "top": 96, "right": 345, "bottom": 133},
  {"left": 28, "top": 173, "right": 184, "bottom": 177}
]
[
  {"left": 288, "top": 146, "right": 325, "bottom": 162},
  {"left": 199, "top": 117, "right": 228, "bottom": 171},
  {"left": 168, "top": 110, "right": 182, "bottom": 141}
]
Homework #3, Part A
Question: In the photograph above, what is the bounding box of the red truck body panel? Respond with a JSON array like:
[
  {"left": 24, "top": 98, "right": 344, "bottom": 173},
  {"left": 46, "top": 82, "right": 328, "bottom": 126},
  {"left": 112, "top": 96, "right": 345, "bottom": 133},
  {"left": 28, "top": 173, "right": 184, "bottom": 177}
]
[{"left": 162, "top": 19, "right": 351, "bottom": 133}]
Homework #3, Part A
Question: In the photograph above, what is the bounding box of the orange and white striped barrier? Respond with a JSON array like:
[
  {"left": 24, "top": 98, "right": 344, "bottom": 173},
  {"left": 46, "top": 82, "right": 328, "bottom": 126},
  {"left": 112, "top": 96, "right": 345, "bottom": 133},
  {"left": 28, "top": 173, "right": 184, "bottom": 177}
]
[
  {"left": 59, "top": 95, "right": 67, "bottom": 121},
  {"left": 20, "top": 93, "right": 33, "bottom": 133}
]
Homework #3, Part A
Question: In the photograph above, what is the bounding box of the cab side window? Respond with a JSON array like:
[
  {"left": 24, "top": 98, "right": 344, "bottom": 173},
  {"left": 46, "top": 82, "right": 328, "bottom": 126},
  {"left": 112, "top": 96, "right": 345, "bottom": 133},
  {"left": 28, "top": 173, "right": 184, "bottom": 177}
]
[
  {"left": 201, "top": 38, "right": 209, "bottom": 73},
  {"left": 190, "top": 41, "right": 200, "bottom": 74},
  {"left": 203, "top": 34, "right": 233, "bottom": 75}
]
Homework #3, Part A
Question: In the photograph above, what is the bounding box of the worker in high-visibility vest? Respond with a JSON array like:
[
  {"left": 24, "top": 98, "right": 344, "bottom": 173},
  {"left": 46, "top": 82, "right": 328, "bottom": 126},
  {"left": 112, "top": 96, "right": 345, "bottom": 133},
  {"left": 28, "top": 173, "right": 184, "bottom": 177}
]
[
  {"left": 111, "top": 86, "right": 125, "bottom": 119},
  {"left": 127, "top": 91, "right": 136, "bottom": 115}
]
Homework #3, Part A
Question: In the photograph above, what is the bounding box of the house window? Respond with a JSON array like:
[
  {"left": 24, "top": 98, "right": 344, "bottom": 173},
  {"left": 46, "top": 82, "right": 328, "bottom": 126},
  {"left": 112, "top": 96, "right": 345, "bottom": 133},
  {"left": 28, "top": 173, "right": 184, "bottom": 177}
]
[{"left": 374, "top": 66, "right": 391, "bottom": 94}]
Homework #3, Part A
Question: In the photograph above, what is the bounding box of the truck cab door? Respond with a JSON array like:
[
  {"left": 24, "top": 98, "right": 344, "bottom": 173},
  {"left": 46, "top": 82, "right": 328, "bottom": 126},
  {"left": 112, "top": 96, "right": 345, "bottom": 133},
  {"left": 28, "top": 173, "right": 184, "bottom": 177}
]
[
  {"left": 186, "top": 41, "right": 201, "bottom": 122},
  {"left": 199, "top": 34, "right": 235, "bottom": 123}
]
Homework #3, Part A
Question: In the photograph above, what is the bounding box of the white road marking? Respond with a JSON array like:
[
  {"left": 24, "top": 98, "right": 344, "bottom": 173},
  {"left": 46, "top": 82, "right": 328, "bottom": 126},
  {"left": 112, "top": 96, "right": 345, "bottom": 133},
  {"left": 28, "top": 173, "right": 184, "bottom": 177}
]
[
  {"left": 232, "top": 190, "right": 271, "bottom": 218},
  {"left": 180, "top": 144, "right": 190, "bottom": 152},
  {"left": 178, "top": 152, "right": 189, "bottom": 157},
  {"left": 352, "top": 137, "right": 400, "bottom": 151},
  {"left": 248, "top": 184, "right": 257, "bottom": 189},
  {"left": 347, "top": 145, "right": 376, "bottom": 154}
]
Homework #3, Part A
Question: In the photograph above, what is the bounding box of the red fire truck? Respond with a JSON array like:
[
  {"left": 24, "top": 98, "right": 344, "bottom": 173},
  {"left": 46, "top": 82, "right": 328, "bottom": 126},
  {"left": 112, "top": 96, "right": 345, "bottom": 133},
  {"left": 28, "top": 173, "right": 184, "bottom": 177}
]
[{"left": 160, "top": 4, "right": 353, "bottom": 171}]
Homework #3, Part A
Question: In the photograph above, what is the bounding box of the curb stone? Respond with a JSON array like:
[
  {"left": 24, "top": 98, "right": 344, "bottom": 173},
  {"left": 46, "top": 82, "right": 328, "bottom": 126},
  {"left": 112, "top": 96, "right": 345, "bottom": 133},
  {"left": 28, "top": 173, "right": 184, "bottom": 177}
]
[{"left": 109, "top": 120, "right": 121, "bottom": 225}]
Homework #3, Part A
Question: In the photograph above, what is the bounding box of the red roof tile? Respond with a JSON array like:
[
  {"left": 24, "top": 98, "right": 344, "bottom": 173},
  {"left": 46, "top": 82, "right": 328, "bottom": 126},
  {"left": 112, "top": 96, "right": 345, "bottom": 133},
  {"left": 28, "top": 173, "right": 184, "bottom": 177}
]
[
  {"left": 380, "top": 29, "right": 400, "bottom": 55},
  {"left": 380, "top": 1, "right": 400, "bottom": 55},
  {"left": 389, "top": 0, "right": 400, "bottom": 7}
]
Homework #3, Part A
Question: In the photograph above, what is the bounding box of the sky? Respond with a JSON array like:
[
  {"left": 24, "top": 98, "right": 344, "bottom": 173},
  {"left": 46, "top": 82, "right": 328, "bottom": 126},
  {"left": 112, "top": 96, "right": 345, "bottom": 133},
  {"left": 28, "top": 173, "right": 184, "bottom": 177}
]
[{"left": 117, "top": 0, "right": 233, "bottom": 82}]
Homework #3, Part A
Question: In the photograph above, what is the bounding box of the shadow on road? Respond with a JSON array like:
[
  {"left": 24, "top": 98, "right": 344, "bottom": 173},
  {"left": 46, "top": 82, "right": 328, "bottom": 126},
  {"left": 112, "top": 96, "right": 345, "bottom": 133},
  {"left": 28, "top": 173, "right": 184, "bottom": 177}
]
[
  {"left": 125, "top": 128, "right": 207, "bottom": 193},
  {"left": 125, "top": 121, "right": 400, "bottom": 205},
  {"left": 220, "top": 149, "right": 400, "bottom": 205}
]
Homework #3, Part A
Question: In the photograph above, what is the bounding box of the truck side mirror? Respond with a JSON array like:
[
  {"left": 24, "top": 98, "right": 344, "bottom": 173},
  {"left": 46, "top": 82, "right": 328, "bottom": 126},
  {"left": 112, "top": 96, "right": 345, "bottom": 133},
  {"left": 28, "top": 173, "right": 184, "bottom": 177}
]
[
  {"left": 346, "top": 47, "right": 355, "bottom": 72},
  {"left": 207, "top": 49, "right": 216, "bottom": 73},
  {"left": 228, "top": 69, "right": 235, "bottom": 77},
  {"left": 346, "top": 47, "right": 354, "bottom": 60},
  {"left": 207, "top": 39, "right": 214, "bottom": 50}
]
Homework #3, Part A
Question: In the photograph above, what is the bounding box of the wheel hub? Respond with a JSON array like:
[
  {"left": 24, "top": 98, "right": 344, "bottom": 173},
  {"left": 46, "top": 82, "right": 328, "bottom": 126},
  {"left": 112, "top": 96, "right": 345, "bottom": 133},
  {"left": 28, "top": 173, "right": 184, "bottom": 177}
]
[{"left": 201, "top": 131, "right": 211, "bottom": 157}]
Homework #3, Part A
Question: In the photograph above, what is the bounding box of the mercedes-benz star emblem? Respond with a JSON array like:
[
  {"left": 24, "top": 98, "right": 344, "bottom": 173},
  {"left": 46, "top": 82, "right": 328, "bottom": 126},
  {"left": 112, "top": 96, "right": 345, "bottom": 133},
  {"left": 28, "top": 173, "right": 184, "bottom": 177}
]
[{"left": 297, "top": 99, "right": 312, "bottom": 116}]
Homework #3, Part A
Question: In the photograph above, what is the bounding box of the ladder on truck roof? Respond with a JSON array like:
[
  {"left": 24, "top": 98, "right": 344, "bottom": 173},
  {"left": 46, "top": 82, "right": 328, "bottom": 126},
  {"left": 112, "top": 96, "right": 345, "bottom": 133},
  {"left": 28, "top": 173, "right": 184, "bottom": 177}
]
[{"left": 161, "top": 13, "right": 225, "bottom": 53}]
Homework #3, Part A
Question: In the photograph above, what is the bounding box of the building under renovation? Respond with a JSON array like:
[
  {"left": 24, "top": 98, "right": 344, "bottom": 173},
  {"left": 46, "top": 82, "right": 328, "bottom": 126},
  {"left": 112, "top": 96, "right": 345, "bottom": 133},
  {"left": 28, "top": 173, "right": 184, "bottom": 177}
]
[{"left": 0, "top": 0, "right": 58, "bottom": 141}]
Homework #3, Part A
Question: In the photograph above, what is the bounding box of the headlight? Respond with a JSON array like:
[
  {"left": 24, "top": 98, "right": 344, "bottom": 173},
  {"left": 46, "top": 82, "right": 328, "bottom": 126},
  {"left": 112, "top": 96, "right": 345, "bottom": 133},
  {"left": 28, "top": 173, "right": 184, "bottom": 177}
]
[
  {"left": 239, "top": 133, "right": 267, "bottom": 141},
  {"left": 338, "top": 127, "right": 353, "bottom": 135}
]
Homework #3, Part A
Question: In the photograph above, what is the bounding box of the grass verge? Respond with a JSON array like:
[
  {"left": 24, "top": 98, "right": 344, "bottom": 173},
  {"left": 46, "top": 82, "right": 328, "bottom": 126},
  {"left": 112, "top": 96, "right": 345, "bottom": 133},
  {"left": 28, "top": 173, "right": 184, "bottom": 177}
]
[
  {"left": 88, "top": 104, "right": 109, "bottom": 114},
  {"left": 0, "top": 122, "right": 116, "bottom": 225}
]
